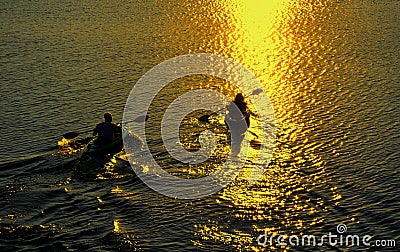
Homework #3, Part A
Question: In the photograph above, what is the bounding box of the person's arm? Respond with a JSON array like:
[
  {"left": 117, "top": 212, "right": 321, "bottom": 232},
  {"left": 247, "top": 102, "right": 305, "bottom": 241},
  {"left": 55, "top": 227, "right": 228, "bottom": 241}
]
[{"left": 93, "top": 126, "right": 98, "bottom": 136}]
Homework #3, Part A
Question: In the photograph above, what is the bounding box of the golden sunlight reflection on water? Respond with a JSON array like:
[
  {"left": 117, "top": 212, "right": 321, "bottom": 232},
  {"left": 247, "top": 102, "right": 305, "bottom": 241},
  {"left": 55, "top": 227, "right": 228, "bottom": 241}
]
[
  {"left": 1, "top": 0, "right": 398, "bottom": 250},
  {"left": 190, "top": 0, "right": 343, "bottom": 249}
]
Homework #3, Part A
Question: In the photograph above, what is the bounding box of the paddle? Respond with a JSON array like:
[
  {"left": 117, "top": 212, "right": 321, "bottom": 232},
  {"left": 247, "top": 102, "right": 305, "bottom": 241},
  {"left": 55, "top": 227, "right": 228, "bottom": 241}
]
[
  {"left": 62, "top": 115, "right": 148, "bottom": 139},
  {"left": 62, "top": 130, "right": 92, "bottom": 140},
  {"left": 125, "top": 115, "right": 148, "bottom": 123},
  {"left": 199, "top": 108, "right": 224, "bottom": 123},
  {"left": 198, "top": 88, "right": 264, "bottom": 123}
]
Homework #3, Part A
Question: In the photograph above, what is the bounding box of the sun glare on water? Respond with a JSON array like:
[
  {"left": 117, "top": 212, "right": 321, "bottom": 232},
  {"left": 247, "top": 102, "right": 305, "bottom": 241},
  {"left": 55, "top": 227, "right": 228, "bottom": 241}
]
[{"left": 192, "top": 0, "right": 342, "bottom": 249}]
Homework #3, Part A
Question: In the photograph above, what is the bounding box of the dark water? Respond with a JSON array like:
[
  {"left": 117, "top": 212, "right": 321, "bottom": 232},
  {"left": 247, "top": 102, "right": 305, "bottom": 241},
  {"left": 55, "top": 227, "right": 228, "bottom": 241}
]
[{"left": 1, "top": 0, "right": 399, "bottom": 251}]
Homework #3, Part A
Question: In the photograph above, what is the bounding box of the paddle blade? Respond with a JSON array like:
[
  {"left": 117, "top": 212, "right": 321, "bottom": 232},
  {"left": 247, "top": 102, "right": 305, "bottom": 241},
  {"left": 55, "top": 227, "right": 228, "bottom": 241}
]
[
  {"left": 133, "top": 115, "right": 148, "bottom": 123},
  {"left": 199, "top": 114, "right": 210, "bottom": 123},
  {"left": 251, "top": 88, "right": 263, "bottom": 96},
  {"left": 62, "top": 132, "right": 80, "bottom": 139}
]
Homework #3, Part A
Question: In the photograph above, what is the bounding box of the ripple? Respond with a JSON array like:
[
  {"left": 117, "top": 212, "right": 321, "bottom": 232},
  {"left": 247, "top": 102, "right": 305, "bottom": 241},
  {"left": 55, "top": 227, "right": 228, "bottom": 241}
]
[{"left": 1, "top": 0, "right": 399, "bottom": 250}]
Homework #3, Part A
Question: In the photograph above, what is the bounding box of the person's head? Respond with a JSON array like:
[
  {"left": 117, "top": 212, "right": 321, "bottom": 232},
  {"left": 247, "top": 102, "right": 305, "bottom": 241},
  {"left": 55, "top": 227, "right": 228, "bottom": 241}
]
[
  {"left": 104, "top": 112, "right": 112, "bottom": 122},
  {"left": 235, "top": 93, "right": 245, "bottom": 103}
]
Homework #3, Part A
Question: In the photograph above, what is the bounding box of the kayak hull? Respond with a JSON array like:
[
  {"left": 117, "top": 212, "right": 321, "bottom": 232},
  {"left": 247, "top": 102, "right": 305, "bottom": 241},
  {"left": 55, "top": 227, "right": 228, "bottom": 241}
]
[{"left": 83, "top": 136, "right": 123, "bottom": 156}]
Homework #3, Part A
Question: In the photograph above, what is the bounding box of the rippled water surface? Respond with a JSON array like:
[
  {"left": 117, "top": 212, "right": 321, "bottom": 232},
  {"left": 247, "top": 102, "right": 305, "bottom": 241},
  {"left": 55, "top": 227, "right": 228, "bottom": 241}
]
[{"left": 1, "top": 0, "right": 399, "bottom": 251}]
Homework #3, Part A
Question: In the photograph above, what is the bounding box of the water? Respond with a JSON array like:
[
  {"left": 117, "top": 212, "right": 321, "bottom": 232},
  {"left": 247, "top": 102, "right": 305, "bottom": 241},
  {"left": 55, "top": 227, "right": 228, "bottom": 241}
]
[{"left": 1, "top": 0, "right": 399, "bottom": 251}]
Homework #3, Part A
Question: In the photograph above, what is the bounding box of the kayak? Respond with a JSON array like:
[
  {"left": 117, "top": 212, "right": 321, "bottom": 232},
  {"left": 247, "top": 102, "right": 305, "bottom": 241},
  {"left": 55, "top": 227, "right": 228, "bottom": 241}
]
[{"left": 83, "top": 136, "right": 123, "bottom": 156}]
